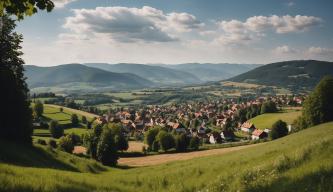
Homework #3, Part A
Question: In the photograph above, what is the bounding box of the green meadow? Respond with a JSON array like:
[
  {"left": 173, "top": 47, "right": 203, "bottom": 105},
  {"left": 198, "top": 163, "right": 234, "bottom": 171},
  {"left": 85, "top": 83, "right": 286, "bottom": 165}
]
[
  {"left": 249, "top": 109, "right": 302, "bottom": 129},
  {"left": 1, "top": 122, "right": 332, "bottom": 192}
]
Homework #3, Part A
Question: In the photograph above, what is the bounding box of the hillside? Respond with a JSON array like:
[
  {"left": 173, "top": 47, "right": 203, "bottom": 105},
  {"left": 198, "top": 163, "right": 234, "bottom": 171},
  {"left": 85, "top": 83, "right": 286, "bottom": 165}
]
[
  {"left": 163, "top": 63, "right": 260, "bottom": 81},
  {"left": 1, "top": 122, "right": 332, "bottom": 191},
  {"left": 24, "top": 64, "right": 154, "bottom": 91},
  {"left": 229, "top": 60, "right": 333, "bottom": 90},
  {"left": 84, "top": 63, "right": 202, "bottom": 85}
]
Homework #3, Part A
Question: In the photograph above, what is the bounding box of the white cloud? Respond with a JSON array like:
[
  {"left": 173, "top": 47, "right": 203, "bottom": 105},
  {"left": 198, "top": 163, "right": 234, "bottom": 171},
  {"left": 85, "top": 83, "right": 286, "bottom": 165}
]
[
  {"left": 218, "top": 15, "right": 322, "bottom": 34},
  {"left": 52, "top": 0, "right": 77, "bottom": 8},
  {"left": 307, "top": 47, "right": 333, "bottom": 55},
  {"left": 63, "top": 6, "right": 202, "bottom": 43},
  {"left": 273, "top": 45, "right": 298, "bottom": 54}
]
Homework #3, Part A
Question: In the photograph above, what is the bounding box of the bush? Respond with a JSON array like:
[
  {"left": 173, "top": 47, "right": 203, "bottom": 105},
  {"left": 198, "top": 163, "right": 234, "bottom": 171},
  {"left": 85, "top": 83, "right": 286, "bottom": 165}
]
[
  {"left": 270, "top": 120, "right": 288, "bottom": 140},
  {"left": 115, "top": 134, "right": 129, "bottom": 151},
  {"left": 71, "top": 114, "right": 79, "bottom": 127},
  {"left": 157, "top": 131, "right": 175, "bottom": 151},
  {"left": 48, "top": 139, "right": 57, "bottom": 148},
  {"left": 82, "top": 116, "right": 87, "bottom": 124},
  {"left": 96, "top": 128, "right": 119, "bottom": 166},
  {"left": 49, "top": 120, "right": 63, "bottom": 139},
  {"left": 175, "top": 133, "right": 188, "bottom": 152},
  {"left": 58, "top": 135, "right": 74, "bottom": 153},
  {"left": 189, "top": 136, "right": 200, "bottom": 150},
  {"left": 68, "top": 133, "right": 81, "bottom": 145},
  {"left": 37, "top": 139, "right": 46, "bottom": 145},
  {"left": 144, "top": 128, "right": 160, "bottom": 150}
]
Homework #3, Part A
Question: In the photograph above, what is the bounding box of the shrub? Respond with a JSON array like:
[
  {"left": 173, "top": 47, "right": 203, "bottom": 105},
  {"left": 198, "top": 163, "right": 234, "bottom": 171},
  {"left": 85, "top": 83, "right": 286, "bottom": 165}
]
[
  {"left": 96, "top": 128, "right": 118, "bottom": 166},
  {"left": 189, "top": 136, "right": 200, "bottom": 150},
  {"left": 175, "top": 133, "right": 188, "bottom": 152},
  {"left": 68, "top": 133, "right": 81, "bottom": 145},
  {"left": 270, "top": 120, "right": 288, "bottom": 140},
  {"left": 49, "top": 120, "right": 63, "bottom": 139},
  {"left": 58, "top": 135, "right": 74, "bottom": 153},
  {"left": 157, "top": 131, "right": 175, "bottom": 151},
  {"left": 71, "top": 114, "right": 79, "bottom": 127},
  {"left": 144, "top": 128, "right": 160, "bottom": 150},
  {"left": 48, "top": 139, "right": 57, "bottom": 148}
]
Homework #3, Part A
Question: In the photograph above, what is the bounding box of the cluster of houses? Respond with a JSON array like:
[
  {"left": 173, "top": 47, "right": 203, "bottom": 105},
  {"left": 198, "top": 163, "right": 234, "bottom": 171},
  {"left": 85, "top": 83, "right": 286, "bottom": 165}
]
[{"left": 94, "top": 95, "right": 302, "bottom": 143}]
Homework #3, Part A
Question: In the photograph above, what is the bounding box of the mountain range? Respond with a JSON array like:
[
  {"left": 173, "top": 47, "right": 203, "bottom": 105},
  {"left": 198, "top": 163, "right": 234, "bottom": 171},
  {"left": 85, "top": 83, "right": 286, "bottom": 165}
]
[{"left": 229, "top": 60, "right": 333, "bottom": 90}]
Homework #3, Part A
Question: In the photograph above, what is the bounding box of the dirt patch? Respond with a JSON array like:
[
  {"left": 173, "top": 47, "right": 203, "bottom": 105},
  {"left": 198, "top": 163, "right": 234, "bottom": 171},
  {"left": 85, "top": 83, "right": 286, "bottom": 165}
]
[
  {"left": 119, "top": 143, "right": 262, "bottom": 167},
  {"left": 128, "top": 141, "right": 147, "bottom": 152}
]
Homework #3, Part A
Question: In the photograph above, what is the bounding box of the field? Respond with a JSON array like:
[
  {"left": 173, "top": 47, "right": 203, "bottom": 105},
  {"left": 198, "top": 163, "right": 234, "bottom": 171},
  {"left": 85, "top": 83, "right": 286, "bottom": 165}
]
[
  {"left": 1, "top": 122, "right": 332, "bottom": 192},
  {"left": 249, "top": 109, "right": 302, "bottom": 130}
]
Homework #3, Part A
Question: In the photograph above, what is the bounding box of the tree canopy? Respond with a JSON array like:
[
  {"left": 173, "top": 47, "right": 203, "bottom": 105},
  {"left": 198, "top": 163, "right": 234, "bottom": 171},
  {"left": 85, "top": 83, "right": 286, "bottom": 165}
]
[{"left": 0, "top": 0, "right": 54, "bottom": 19}]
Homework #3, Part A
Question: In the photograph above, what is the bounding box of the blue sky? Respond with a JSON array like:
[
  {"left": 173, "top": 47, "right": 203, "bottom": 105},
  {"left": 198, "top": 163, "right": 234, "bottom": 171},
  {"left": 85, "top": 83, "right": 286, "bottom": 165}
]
[{"left": 16, "top": 0, "right": 333, "bottom": 66}]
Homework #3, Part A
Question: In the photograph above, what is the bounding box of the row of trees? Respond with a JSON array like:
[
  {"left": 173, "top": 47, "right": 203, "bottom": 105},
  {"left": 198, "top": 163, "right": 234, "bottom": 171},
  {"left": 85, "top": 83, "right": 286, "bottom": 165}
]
[
  {"left": 83, "top": 123, "right": 129, "bottom": 166},
  {"left": 145, "top": 127, "right": 200, "bottom": 152}
]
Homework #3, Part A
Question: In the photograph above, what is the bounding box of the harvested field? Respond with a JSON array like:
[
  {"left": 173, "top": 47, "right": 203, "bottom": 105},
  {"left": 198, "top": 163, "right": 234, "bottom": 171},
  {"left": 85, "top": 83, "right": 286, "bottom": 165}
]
[{"left": 119, "top": 143, "right": 262, "bottom": 167}]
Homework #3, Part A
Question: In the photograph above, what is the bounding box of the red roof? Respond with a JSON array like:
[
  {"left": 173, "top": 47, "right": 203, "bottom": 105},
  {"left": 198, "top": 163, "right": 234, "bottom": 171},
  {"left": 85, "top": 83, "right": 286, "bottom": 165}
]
[{"left": 252, "top": 129, "right": 264, "bottom": 136}]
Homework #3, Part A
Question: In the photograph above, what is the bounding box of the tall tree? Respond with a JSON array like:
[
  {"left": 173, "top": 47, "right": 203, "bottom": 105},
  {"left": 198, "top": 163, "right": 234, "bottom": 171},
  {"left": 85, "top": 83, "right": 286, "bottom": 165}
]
[{"left": 0, "top": 16, "right": 32, "bottom": 144}]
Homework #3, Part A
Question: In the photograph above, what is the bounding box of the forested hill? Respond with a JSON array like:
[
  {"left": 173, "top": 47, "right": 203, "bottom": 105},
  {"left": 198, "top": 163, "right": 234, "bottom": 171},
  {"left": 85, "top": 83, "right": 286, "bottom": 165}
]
[
  {"left": 24, "top": 64, "right": 154, "bottom": 90},
  {"left": 229, "top": 60, "right": 333, "bottom": 90}
]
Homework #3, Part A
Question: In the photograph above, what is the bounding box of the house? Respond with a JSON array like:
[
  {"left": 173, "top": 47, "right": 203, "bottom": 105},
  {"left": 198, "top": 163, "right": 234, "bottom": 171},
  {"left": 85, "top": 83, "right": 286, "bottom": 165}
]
[
  {"left": 251, "top": 129, "right": 268, "bottom": 140},
  {"left": 209, "top": 132, "right": 222, "bottom": 144},
  {"left": 220, "top": 130, "right": 235, "bottom": 141},
  {"left": 96, "top": 116, "right": 107, "bottom": 125},
  {"left": 240, "top": 122, "right": 256, "bottom": 133}
]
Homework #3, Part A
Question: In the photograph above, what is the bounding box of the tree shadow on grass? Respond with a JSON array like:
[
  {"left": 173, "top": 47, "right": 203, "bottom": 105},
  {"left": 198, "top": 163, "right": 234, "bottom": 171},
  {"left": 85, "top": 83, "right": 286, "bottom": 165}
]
[{"left": 0, "top": 140, "right": 80, "bottom": 172}]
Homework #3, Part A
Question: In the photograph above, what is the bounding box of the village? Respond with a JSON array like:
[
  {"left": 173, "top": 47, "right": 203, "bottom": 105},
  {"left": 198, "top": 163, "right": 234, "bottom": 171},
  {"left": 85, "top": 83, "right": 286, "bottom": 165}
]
[{"left": 94, "top": 94, "right": 304, "bottom": 145}]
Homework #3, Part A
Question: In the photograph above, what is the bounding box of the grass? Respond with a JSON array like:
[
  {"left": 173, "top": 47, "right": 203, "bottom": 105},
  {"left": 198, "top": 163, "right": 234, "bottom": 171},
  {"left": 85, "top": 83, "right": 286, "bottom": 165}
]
[
  {"left": 1, "top": 122, "right": 332, "bottom": 191},
  {"left": 249, "top": 109, "right": 302, "bottom": 130}
]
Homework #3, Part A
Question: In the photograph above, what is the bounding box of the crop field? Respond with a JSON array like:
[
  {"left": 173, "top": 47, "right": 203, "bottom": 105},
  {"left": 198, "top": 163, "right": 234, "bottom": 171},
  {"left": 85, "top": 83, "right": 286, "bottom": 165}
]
[
  {"left": 249, "top": 109, "right": 302, "bottom": 129},
  {"left": 1, "top": 122, "right": 332, "bottom": 192}
]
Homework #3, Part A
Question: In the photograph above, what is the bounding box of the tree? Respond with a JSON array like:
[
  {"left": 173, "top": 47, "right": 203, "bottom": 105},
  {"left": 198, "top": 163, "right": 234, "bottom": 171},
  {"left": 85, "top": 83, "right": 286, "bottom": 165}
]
[
  {"left": 34, "top": 100, "right": 44, "bottom": 117},
  {"left": 96, "top": 128, "right": 119, "bottom": 166},
  {"left": 0, "top": 0, "right": 54, "bottom": 20},
  {"left": 189, "top": 136, "right": 200, "bottom": 150},
  {"left": 115, "top": 134, "right": 129, "bottom": 152},
  {"left": 81, "top": 116, "right": 87, "bottom": 124},
  {"left": 261, "top": 101, "right": 278, "bottom": 114},
  {"left": 301, "top": 76, "right": 333, "bottom": 128},
  {"left": 270, "top": 120, "right": 288, "bottom": 140},
  {"left": 0, "top": 16, "right": 32, "bottom": 144},
  {"left": 157, "top": 131, "right": 175, "bottom": 151},
  {"left": 175, "top": 133, "right": 188, "bottom": 152},
  {"left": 59, "top": 107, "right": 63, "bottom": 113},
  {"left": 49, "top": 120, "right": 63, "bottom": 138},
  {"left": 71, "top": 114, "right": 79, "bottom": 126},
  {"left": 58, "top": 135, "right": 74, "bottom": 153},
  {"left": 83, "top": 124, "right": 103, "bottom": 159},
  {"left": 144, "top": 127, "right": 160, "bottom": 150}
]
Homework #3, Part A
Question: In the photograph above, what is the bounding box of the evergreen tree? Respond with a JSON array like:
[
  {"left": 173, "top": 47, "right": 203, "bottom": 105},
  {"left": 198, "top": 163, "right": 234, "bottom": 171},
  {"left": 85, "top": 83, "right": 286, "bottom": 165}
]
[{"left": 0, "top": 16, "right": 32, "bottom": 144}]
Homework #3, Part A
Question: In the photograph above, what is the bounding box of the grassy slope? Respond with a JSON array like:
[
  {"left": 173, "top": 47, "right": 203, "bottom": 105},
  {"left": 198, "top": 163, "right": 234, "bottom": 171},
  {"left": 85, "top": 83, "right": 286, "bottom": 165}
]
[
  {"left": 1, "top": 122, "right": 332, "bottom": 191},
  {"left": 249, "top": 109, "right": 302, "bottom": 129}
]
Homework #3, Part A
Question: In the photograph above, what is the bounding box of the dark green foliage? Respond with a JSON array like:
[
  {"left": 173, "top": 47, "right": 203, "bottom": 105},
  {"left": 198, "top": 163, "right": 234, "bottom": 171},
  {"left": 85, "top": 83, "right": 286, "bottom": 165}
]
[
  {"left": 58, "top": 135, "right": 74, "bottom": 153},
  {"left": 33, "top": 100, "right": 44, "bottom": 117},
  {"left": 144, "top": 127, "right": 160, "bottom": 150},
  {"left": 96, "top": 128, "right": 118, "bottom": 166},
  {"left": 189, "top": 137, "right": 200, "bottom": 150},
  {"left": 175, "top": 133, "right": 188, "bottom": 152},
  {"left": 83, "top": 124, "right": 102, "bottom": 159},
  {"left": 0, "top": 0, "right": 54, "bottom": 19},
  {"left": 261, "top": 101, "right": 278, "bottom": 114},
  {"left": 71, "top": 114, "right": 79, "bottom": 127},
  {"left": 37, "top": 139, "right": 46, "bottom": 145},
  {"left": 157, "top": 131, "right": 175, "bottom": 151},
  {"left": 229, "top": 60, "right": 333, "bottom": 90},
  {"left": 81, "top": 116, "right": 87, "bottom": 124},
  {"left": 270, "top": 120, "right": 288, "bottom": 140},
  {"left": 152, "top": 140, "right": 160, "bottom": 152},
  {"left": 115, "top": 135, "right": 129, "bottom": 152},
  {"left": 294, "top": 76, "right": 333, "bottom": 131},
  {"left": 48, "top": 139, "right": 57, "bottom": 148},
  {"left": 0, "top": 16, "right": 32, "bottom": 144},
  {"left": 222, "top": 118, "right": 234, "bottom": 132},
  {"left": 68, "top": 133, "right": 81, "bottom": 146},
  {"left": 49, "top": 120, "right": 63, "bottom": 139}
]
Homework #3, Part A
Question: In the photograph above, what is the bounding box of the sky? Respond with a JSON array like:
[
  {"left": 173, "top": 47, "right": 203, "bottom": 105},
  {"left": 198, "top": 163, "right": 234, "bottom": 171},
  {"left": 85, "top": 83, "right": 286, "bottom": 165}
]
[{"left": 16, "top": 0, "right": 333, "bottom": 66}]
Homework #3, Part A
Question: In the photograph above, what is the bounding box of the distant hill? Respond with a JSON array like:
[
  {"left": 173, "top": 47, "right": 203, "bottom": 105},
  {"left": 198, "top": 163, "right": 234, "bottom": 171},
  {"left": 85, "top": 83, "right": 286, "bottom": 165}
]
[
  {"left": 24, "top": 64, "right": 154, "bottom": 91},
  {"left": 161, "top": 63, "right": 260, "bottom": 81},
  {"left": 84, "top": 63, "right": 202, "bottom": 85},
  {"left": 229, "top": 60, "right": 333, "bottom": 90}
]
